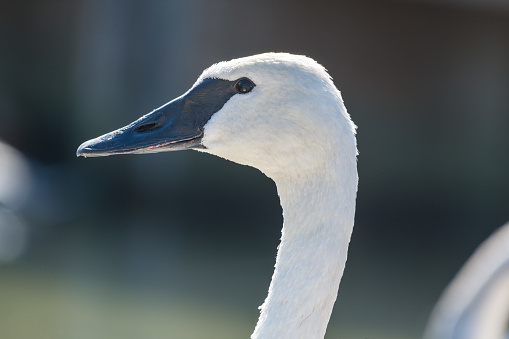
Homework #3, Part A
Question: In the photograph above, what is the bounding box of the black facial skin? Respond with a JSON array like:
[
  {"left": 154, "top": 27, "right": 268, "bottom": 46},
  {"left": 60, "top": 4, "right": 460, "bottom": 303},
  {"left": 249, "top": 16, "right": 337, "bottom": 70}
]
[{"left": 76, "top": 77, "right": 255, "bottom": 157}]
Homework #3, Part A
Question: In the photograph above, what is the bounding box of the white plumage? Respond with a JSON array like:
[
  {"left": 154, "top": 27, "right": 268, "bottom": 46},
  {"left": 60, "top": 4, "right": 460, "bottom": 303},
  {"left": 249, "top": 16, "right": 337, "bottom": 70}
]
[{"left": 198, "top": 54, "right": 358, "bottom": 339}]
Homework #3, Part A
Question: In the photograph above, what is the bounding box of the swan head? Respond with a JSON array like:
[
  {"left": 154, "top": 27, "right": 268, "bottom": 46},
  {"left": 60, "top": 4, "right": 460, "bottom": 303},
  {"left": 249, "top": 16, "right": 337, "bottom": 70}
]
[{"left": 77, "top": 53, "right": 357, "bottom": 179}]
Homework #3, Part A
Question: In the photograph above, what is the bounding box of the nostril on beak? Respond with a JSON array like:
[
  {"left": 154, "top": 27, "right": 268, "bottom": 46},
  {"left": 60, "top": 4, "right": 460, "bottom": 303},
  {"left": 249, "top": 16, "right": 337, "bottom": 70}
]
[{"left": 134, "top": 121, "right": 160, "bottom": 133}]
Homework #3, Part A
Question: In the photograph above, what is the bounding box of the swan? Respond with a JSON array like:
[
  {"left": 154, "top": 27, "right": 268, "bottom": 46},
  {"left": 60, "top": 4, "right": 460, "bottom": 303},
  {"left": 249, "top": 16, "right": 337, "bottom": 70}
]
[
  {"left": 423, "top": 221, "right": 509, "bottom": 339},
  {"left": 75, "top": 52, "right": 509, "bottom": 338},
  {"left": 77, "top": 52, "right": 358, "bottom": 339}
]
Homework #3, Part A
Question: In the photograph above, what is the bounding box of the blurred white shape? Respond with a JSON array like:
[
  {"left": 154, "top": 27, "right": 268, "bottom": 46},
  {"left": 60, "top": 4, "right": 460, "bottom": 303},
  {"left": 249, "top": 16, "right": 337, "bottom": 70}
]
[
  {"left": 0, "top": 140, "right": 32, "bottom": 210},
  {"left": 424, "top": 222, "right": 509, "bottom": 339},
  {"left": 0, "top": 206, "right": 27, "bottom": 263}
]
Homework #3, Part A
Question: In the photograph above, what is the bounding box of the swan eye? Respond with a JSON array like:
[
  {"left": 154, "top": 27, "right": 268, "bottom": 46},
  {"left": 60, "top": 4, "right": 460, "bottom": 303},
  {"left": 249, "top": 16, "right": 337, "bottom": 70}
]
[{"left": 234, "top": 78, "right": 255, "bottom": 93}]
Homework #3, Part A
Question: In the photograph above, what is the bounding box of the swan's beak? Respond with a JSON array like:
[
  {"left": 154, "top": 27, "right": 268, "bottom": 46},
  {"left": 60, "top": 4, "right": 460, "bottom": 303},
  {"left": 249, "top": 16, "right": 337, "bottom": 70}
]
[{"left": 77, "top": 78, "right": 237, "bottom": 157}]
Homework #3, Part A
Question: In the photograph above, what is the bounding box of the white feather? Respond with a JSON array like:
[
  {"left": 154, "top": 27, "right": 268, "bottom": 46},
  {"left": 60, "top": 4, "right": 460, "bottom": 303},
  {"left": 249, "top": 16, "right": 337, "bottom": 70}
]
[{"left": 196, "top": 53, "right": 358, "bottom": 339}]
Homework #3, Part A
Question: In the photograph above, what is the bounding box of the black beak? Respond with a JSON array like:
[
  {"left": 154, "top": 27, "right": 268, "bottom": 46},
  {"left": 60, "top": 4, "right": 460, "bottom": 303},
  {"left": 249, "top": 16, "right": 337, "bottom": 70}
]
[{"left": 77, "top": 78, "right": 239, "bottom": 157}]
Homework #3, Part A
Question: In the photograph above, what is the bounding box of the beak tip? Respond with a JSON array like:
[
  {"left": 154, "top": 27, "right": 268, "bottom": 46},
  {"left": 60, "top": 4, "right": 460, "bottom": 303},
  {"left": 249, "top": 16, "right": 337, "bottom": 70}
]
[
  {"left": 76, "top": 145, "right": 89, "bottom": 158},
  {"left": 76, "top": 143, "right": 86, "bottom": 157},
  {"left": 76, "top": 138, "right": 102, "bottom": 158}
]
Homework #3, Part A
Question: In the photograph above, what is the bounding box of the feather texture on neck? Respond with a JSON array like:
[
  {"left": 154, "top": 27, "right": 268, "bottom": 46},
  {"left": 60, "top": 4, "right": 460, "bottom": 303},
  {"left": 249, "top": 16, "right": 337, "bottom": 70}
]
[{"left": 252, "top": 146, "right": 358, "bottom": 339}]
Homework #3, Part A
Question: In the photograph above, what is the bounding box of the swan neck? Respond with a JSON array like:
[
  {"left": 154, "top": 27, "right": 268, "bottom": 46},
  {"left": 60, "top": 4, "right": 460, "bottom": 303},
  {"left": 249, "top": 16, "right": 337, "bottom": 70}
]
[{"left": 252, "top": 166, "right": 357, "bottom": 339}]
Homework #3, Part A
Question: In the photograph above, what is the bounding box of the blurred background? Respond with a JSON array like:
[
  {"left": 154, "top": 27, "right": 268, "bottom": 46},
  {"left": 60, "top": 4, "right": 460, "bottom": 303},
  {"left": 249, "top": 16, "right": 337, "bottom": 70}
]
[{"left": 1, "top": 0, "right": 508, "bottom": 338}]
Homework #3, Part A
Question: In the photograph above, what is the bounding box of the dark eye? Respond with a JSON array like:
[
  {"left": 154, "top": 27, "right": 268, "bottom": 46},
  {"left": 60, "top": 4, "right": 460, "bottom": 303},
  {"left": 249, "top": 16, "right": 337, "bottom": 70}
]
[{"left": 235, "top": 78, "right": 255, "bottom": 94}]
